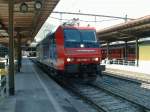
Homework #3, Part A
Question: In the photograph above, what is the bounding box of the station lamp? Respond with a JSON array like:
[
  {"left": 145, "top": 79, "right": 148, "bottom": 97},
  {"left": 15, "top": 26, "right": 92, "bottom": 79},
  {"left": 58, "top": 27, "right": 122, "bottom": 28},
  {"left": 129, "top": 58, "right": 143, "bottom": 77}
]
[
  {"left": 20, "top": 1, "right": 42, "bottom": 13},
  {"left": 20, "top": 2, "right": 28, "bottom": 13},
  {"left": 34, "top": 1, "right": 42, "bottom": 11}
]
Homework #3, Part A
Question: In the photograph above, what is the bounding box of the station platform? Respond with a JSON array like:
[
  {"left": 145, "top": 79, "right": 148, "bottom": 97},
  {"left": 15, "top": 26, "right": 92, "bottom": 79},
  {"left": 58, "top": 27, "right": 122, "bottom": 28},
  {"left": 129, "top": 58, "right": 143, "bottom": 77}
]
[
  {"left": 103, "top": 65, "right": 150, "bottom": 83},
  {"left": 0, "top": 58, "right": 91, "bottom": 112}
]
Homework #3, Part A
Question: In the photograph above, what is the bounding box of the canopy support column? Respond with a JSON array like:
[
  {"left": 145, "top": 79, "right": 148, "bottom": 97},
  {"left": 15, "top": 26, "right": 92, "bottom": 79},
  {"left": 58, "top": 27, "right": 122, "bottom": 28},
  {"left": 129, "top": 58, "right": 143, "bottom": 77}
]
[
  {"left": 8, "top": 0, "right": 15, "bottom": 95},
  {"left": 106, "top": 42, "right": 110, "bottom": 63},
  {"left": 135, "top": 37, "right": 139, "bottom": 66},
  {"left": 124, "top": 41, "right": 128, "bottom": 61},
  {"left": 17, "top": 34, "right": 22, "bottom": 72}
]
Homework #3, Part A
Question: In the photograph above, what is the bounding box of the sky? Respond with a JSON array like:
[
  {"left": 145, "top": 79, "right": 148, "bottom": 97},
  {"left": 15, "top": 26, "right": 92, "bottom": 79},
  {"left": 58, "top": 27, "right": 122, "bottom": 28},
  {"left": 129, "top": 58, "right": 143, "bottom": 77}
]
[
  {"left": 53, "top": 0, "right": 150, "bottom": 18},
  {"left": 34, "top": 0, "right": 150, "bottom": 43}
]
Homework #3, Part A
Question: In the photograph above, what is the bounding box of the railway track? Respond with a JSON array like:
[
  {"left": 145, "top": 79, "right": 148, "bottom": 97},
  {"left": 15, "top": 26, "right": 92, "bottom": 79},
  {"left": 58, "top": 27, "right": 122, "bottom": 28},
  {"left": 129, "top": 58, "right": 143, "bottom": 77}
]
[
  {"left": 96, "top": 75, "right": 150, "bottom": 112},
  {"left": 32, "top": 59, "right": 149, "bottom": 112},
  {"left": 103, "top": 72, "right": 150, "bottom": 84},
  {"left": 100, "top": 75, "right": 150, "bottom": 96},
  {"left": 32, "top": 59, "right": 100, "bottom": 112},
  {"left": 65, "top": 82, "right": 143, "bottom": 112}
]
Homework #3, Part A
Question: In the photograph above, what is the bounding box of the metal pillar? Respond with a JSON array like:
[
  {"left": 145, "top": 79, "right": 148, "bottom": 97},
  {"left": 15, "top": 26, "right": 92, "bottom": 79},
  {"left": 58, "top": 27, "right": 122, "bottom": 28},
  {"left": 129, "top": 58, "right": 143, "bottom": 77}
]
[
  {"left": 124, "top": 41, "right": 128, "bottom": 60},
  {"left": 124, "top": 14, "right": 128, "bottom": 22},
  {"left": 17, "top": 34, "right": 22, "bottom": 72},
  {"left": 135, "top": 37, "right": 139, "bottom": 66},
  {"left": 8, "top": 0, "right": 15, "bottom": 95},
  {"left": 106, "top": 42, "right": 109, "bottom": 59}
]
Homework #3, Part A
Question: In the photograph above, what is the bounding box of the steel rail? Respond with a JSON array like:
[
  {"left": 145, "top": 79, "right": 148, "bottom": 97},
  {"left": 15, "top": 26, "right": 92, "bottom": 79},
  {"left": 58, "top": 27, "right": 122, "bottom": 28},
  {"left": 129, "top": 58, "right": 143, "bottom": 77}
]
[
  {"left": 91, "top": 82, "right": 150, "bottom": 112},
  {"left": 63, "top": 83, "right": 107, "bottom": 112}
]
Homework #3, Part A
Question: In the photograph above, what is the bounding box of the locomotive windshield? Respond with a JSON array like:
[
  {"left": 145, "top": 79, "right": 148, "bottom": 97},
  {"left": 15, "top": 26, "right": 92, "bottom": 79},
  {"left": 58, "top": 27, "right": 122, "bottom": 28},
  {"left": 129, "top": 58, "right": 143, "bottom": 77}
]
[
  {"left": 64, "top": 29, "right": 97, "bottom": 42},
  {"left": 80, "top": 30, "right": 96, "bottom": 42},
  {"left": 64, "top": 29, "right": 80, "bottom": 42}
]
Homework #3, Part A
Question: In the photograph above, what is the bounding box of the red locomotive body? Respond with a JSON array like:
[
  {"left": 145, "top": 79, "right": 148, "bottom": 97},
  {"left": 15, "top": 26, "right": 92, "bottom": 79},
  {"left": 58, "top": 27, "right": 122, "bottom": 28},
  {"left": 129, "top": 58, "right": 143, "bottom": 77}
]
[{"left": 37, "top": 25, "right": 101, "bottom": 81}]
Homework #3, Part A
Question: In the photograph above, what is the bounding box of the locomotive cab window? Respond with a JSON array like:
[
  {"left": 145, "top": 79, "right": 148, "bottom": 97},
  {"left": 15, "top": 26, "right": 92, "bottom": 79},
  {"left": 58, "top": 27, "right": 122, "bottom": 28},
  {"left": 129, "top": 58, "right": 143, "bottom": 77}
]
[
  {"left": 64, "top": 29, "right": 80, "bottom": 42},
  {"left": 64, "top": 29, "right": 97, "bottom": 43},
  {"left": 80, "top": 30, "right": 97, "bottom": 43}
]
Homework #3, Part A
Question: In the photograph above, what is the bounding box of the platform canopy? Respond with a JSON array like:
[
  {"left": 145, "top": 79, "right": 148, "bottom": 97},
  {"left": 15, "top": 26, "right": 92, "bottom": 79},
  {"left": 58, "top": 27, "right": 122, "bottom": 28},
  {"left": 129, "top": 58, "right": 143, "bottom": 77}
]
[
  {"left": 97, "top": 15, "right": 150, "bottom": 43},
  {"left": 0, "top": 0, "right": 59, "bottom": 45}
]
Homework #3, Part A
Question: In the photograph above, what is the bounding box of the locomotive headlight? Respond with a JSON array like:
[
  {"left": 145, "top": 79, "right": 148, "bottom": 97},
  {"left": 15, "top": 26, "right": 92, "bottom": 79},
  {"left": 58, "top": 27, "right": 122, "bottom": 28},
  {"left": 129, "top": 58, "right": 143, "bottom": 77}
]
[
  {"left": 93, "top": 57, "right": 99, "bottom": 61},
  {"left": 67, "top": 58, "right": 71, "bottom": 62},
  {"left": 80, "top": 44, "right": 84, "bottom": 48},
  {"left": 67, "top": 58, "right": 74, "bottom": 62}
]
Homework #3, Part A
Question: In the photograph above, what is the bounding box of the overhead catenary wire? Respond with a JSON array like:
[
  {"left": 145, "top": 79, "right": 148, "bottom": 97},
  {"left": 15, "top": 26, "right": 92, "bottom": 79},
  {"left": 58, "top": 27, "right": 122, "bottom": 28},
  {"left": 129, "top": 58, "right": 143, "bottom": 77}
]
[
  {"left": 49, "top": 16, "right": 120, "bottom": 23},
  {"left": 52, "top": 11, "right": 134, "bottom": 20}
]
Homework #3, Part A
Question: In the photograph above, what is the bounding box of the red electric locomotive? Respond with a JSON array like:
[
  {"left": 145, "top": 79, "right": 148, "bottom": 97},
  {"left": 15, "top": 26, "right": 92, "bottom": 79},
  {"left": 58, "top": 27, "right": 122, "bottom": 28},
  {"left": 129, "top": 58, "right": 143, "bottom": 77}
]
[{"left": 36, "top": 25, "right": 101, "bottom": 81}]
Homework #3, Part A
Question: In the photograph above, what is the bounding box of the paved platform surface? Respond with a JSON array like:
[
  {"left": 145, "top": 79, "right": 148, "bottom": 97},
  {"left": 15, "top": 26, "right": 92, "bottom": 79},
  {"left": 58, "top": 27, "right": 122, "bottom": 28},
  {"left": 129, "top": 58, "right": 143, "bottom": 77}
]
[
  {"left": 104, "top": 68, "right": 150, "bottom": 83},
  {"left": 15, "top": 59, "right": 65, "bottom": 112},
  {"left": 0, "top": 58, "right": 92, "bottom": 112},
  {"left": 0, "top": 97, "right": 16, "bottom": 112}
]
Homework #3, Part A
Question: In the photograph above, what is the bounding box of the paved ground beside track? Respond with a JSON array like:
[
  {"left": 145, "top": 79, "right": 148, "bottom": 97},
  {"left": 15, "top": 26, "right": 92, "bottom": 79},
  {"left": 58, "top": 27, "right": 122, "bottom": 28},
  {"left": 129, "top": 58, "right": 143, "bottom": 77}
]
[
  {"left": 104, "top": 68, "right": 150, "bottom": 83},
  {"left": 0, "top": 58, "right": 92, "bottom": 112}
]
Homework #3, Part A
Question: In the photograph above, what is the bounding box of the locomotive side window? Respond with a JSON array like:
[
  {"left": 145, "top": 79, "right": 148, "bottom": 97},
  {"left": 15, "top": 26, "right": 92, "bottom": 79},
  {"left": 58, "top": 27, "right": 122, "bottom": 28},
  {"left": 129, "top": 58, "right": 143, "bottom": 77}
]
[
  {"left": 50, "top": 33, "right": 57, "bottom": 60},
  {"left": 50, "top": 37, "right": 53, "bottom": 58},
  {"left": 53, "top": 37, "right": 57, "bottom": 59},
  {"left": 43, "top": 43, "right": 49, "bottom": 59}
]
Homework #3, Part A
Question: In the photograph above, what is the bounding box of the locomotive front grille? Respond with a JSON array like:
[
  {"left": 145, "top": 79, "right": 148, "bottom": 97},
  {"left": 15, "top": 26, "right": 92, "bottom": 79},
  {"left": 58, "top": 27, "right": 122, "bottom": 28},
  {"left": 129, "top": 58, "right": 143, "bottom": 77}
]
[{"left": 65, "top": 64, "right": 98, "bottom": 73}]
